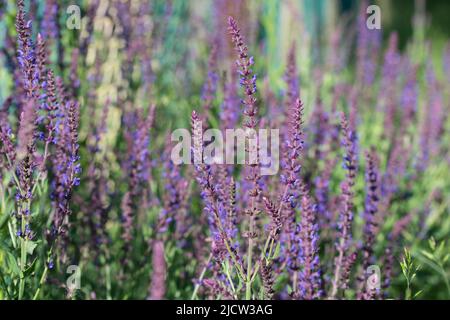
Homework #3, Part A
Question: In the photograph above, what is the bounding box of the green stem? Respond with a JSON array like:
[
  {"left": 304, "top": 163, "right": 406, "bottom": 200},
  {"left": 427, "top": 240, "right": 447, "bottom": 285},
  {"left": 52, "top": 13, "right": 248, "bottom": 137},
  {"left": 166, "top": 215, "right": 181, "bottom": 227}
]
[
  {"left": 6, "top": 154, "right": 29, "bottom": 299},
  {"left": 8, "top": 221, "right": 17, "bottom": 248},
  {"left": 245, "top": 211, "right": 255, "bottom": 300},
  {"left": 103, "top": 247, "right": 112, "bottom": 300},
  {"left": 226, "top": 266, "right": 236, "bottom": 296},
  {"left": 212, "top": 200, "right": 245, "bottom": 280},
  {"left": 5, "top": 155, "right": 23, "bottom": 194},
  {"left": 293, "top": 272, "right": 298, "bottom": 295},
  {"left": 32, "top": 265, "right": 48, "bottom": 300},
  {"left": 18, "top": 237, "right": 27, "bottom": 299},
  {"left": 435, "top": 262, "right": 450, "bottom": 298},
  {"left": 18, "top": 199, "right": 30, "bottom": 300},
  {"left": 32, "top": 239, "right": 55, "bottom": 300},
  {"left": 191, "top": 253, "right": 212, "bottom": 300},
  {"left": 31, "top": 139, "right": 51, "bottom": 196},
  {"left": 105, "top": 264, "right": 112, "bottom": 300},
  {"left": 405, "top": 279, "right": 411, "bottom": 300},
  {"left": 330, "top": 239, "right": 344, "bottom": 299}
]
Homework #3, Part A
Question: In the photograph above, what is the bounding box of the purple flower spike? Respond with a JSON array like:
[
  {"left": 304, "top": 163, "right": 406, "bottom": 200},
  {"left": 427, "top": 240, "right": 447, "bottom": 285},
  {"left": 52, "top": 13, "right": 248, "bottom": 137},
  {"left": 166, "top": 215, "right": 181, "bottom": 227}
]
[
  {"left": 330, "top": 113, "right": 358, "bottom": 299},
  {"left": 298, "top": 187, "right": 322, "bottom": 300},
  {"left": 148, "top": 241, "right": 166, "bottom": 300}
]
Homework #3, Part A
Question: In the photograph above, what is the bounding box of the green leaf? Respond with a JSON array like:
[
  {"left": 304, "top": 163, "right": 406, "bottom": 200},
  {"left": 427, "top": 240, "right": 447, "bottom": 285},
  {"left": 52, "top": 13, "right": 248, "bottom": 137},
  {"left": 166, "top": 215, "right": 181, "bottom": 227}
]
[
  {"left": 6, "top": 252, "right": 20, "bottom": 277},
  {"left": 0, "top": 213, "right": 10, "bottom": 230},
  {"left": 259, "top": 289, "right": 264, "bottom": 300},
  {"left": 26, "top": 241, "right": 39, "bottom": 255},
  {"left": 437, "top": 242, "right": 445, "bottom": 257},
  {"left": 429, "top": 237, "right": 436, "bottom": 251},
  {"left": 24, "top": 258, "right": 37, "bottom": 276},
  {"left": 0, "top": 240, "right": 11, "bottom": 253},
  {"left": 420, "top": 250, "right": 434, "bottom": 261},
  {"left": 413, "top": 290, "right": 423, "bottom": 299}
]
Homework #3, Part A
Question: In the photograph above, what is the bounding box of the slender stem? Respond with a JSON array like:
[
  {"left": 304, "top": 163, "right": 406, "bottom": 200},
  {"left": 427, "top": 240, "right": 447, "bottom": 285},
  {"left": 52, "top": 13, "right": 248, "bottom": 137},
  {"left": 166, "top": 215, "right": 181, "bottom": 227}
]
[
  {"left": 212, "top": 199, "right": 245, "bottom": 280},
  {"left": 434, "top": 261, "right": 450, "bottom": 298},
  {"left": 245, "top": 214, "right": 254, "bottom": 300},
  {"left": 330, "top": 239, "right": 344, "bottom": 299},
  {"left": 100, "top": 247, "right": 112, "bottom": 300},
  {"left": 33, "top": 241, "right": 55, "bottom": 300},
  {"left": 261, "top": 237, "right": 272, "bottom": 260},
  {"left": 268, "top": 238, "right": 276, "bottom": 260},
  {"left": 191, "top": 253, "right": 212, "bottom": 300},
  {"left": 226, "top": 266, "right": 237, "bottom": 295},
  {"left": 0, "top": 183, "right": 5, "bottom": 213},
  {"left": 222, "top": 233, "right": 245, "bottom": 280},
  {"left": 18, "top": 199, "right": 30, "bottom": 300},
  {"left": 260, "top": 185, "right": 289, "bottom": 262},
  {"left": 18, "top": 238, "right": 26, "bottom": 299},
  {"left": 31, "top": 139, "right": 51, "bottom": 196},
  {"left": 104, "top": 263, "right": 112, "bottom": 300},
  {"left": 250, "top": 262, "right": 260, "bottom": 283},
  {"left": 105, "top": 258, "right": 112, "bottom": 300},
  {"left": 293, "top": 272, "right": 298, "bottom": 295},
  {"left": 32, "top": 265, "right": 48, "bottom": 300},
  {"left": 6, "top": 154, "right": 30, "bottom": 300},
  {"left": 8, "top": 220, "right": 17, "bottom": 248},
  {"left": 5, "top": 154, "right": 23, "bottom": 194},
  {"left": 405, "top": 275, "right": 411, "bottom": 300}
]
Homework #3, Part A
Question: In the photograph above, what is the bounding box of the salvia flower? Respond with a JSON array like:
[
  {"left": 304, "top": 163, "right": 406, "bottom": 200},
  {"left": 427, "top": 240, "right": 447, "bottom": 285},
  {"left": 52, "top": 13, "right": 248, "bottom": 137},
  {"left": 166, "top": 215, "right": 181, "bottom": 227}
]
[
  {"left": 284, "top": 42, "right": 299, "bottom": 113},
  {"left": 330, "top": 113, "right": 358, "bottom": 298},
  {"left": 36, "top": 33, "right": 48, "bottom": 84},
  {"left": 444, "top": 43, "right": 450, "bottom": 85},
  {"left": 191, "top": 111, "right": 242, "bottom": 273},
  {"left": 314, "top": 157, "right": 337, "bottom": 233},
  {"left": 156, "top": 141, "right": 189, "bottom": 241},
  {"left": 0, "top": 123, "right": 16, "bottom": 173},
  {"left": 127, "top": 105, "right": 155, "bottom": 200},
  {"left": 400, "top": 59, "right": 418, "bottom": 128},
  {"left": 280, "top": 42, "right": 300, "bottom": 155},
  {"left": 356, "top": 0, "right": 381, "bottom": 87},
  {"left": 148, "top": 240, "right": 166, "bottom": 300},
  {"left": 228, "top": 16, "right": 261, "bottom": 210},
  {"left": 41, "top": 0, "right": 59, "bottom": 43},
  {"left": 201, "top": 42, "right": 219, "bottom": 123},
  {"left": 380, "top": 33, "right": 401, "bottom": 138},
  {"left": 228, "top": 16, "right": 258, "bottom": 131},
  {"left": 260, "top": 259, "right": 275, "bottom": 299},
  {"left": 279, "top": 98, "right": 305, "bottom": 292},
  {"left": 280, "top": 98, "right": 304, "bottom": 216},
  {"left": 219, "top": 71, "right": 240, "bottom": 131},
  {"left": 298, "top": 186, "right": 322, "bottom": 299},
  {"left": 358, "top": 147, "right": 381, "bottom": 299},
  {"left": 16, "top": 99, "right": 36, "bottom": 161},
  {"left": 16, "top": 0, "right": 39, "bottom": 100},
  {"left": 50, "top": 99, "right": 80, "bottom": 257},
  {"left": 120, "top": 192, "right": 133, "bottom": 250}
]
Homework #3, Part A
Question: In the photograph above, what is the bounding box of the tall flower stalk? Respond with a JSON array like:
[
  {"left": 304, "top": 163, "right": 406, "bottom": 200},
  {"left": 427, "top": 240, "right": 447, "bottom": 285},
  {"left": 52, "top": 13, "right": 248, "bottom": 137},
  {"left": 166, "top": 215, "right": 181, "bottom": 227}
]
[
  {"left": 358, "top": 147, "right": 381, "bottom": 299},
  {"left": 15, "top": 0, "right": 39, "bottom": 299},
  {"left": 330, "top": 113, "right": 358, "bottom": 299},
  {"left": 228, "top": 16, "right": 260, "bottom": 300},
  {"left": 191, "top": 111, "right": 245, "bottom": 283},
  {"left": 298, "top": 186, "right": 322, "bottom": 299}
]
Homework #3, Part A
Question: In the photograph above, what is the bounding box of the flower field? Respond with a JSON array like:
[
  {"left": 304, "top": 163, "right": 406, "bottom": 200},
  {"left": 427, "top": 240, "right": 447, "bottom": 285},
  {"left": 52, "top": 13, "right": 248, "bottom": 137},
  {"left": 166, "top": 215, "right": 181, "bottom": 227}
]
[{"left": 0, "top": 0, "right": 449, "bottom": 300}]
